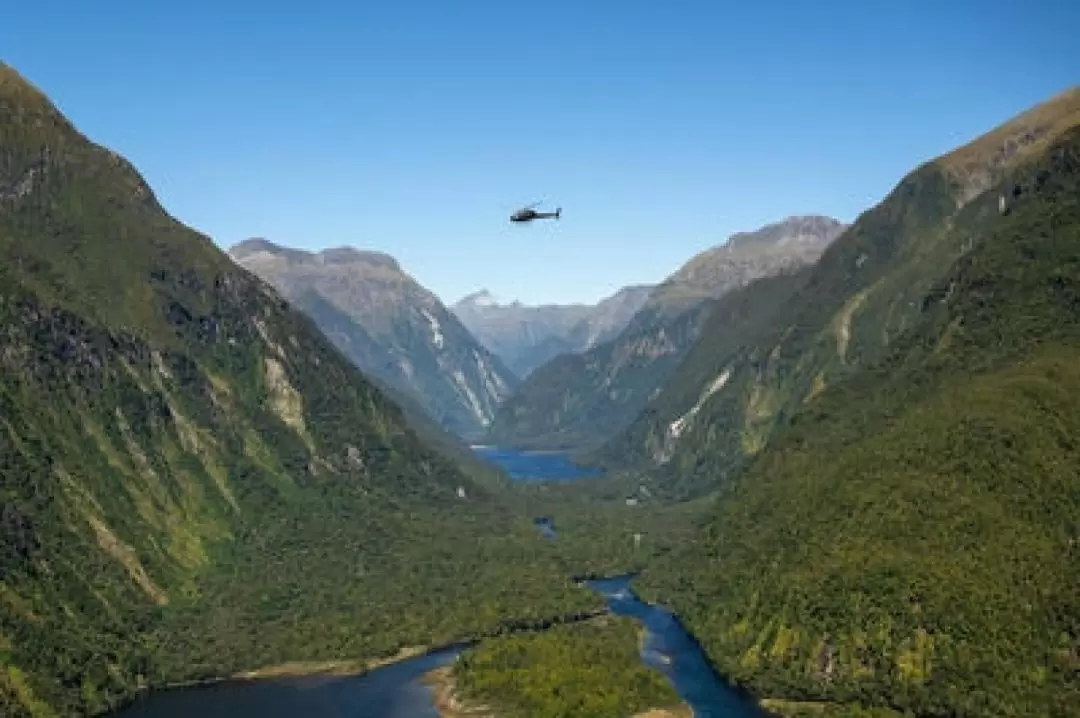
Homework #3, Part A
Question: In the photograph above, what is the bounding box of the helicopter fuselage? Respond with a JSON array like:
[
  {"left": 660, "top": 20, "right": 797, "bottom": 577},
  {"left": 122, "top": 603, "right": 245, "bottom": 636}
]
[{"left": 510, "top": 208, "right": 561, "bottom": 222}]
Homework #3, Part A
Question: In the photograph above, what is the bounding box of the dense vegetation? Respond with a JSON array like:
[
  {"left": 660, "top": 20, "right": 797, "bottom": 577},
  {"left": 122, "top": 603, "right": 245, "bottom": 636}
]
[
  {"left": 5, "top": 53, "right": 1079, "bottom": 718},
  {"left": 453, "top": 617, "right": 686, "bottom": 717},
  {"left": 0, "top": 63, "right": 644, "bottom": 717},
  {"left": 634, "top": 110, "right": 1080, "bottom": 716}
]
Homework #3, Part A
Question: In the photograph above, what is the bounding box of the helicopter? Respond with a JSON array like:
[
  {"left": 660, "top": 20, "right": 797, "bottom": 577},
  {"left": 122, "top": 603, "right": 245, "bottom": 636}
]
[{"left": 510, "top": 202, "right": 562, "bottom": 223}]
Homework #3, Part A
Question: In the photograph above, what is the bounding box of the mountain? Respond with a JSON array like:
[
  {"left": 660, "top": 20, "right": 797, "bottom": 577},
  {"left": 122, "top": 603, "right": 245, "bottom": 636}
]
[
  {"left": 636, "top": 214, "right": 849, "bottom": 327},
  {"left": 228, "top": 240, "right": 518, "bottom": 439},
  {"left": 452, "top": 285, "right": 654, "bottom": 378},
  {"left": 0, "top": 62, "right": 601, "bottom": 717},
  {"left": 632, "top": 87, "right": 1080, "bottom": 716},
  {"left": 596, "top": 87, "right": 1080, "bottom": 496},
  {"left": 483, "top": 216, "right": 846, "bottom": 451}
]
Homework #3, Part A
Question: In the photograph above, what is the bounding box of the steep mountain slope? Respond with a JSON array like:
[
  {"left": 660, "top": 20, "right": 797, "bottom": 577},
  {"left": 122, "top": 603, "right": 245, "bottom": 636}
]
[
  {"left": 591, "top": 268, "right": 813, "bottom": 480},
  {"left": 596, "top": 86, "right": 1080, "bottom": 499},
  {"left": 484, "top": 216, "right": 846, "bottom": 451},
  {"left": 635, "top": 89, "right": 1080, "bottom": 717},
  {"left": 226, "top": 279, "right": 510, "bottom": 488},
  {"left": 229, "top": 240, "right": 517, "bottom": 439},
  {"left": 0, "top": 63, "right": 597, "bottom": 717},
  {"left": 452, "top": 285, "right": 653, "bottom": 378}
]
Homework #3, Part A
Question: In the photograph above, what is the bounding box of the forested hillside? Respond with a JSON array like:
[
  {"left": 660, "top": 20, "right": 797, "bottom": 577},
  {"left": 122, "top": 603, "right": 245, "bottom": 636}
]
[
  {"left": 451, "top": 617, "right": 686, "bottom": 717},
  {"left": 0, "top": 61, "right": 604, "bottom": 717},
  {"left": 596, "top": 87, "right": 1080, "bottom": 501},
  {"left": 635, "top": 93, "right": 1080, "bottom": 717}
]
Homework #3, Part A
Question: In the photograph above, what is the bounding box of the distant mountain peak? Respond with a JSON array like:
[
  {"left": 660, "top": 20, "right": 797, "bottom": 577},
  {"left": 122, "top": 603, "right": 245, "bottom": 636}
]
[
  {"left": 457, "top": 289, "right": 500, "bottom": 308},
  {"left": 451, "top": 285, "right": 654, "bottom": 378},
  {"left": 230, "top": 241, "right": 516, "bottom": 436},
  {"left": 229, "top": 237, "right": 285, "bottom": 256},
  {"left": 316, "top": 246, "right": 400, "bottom": 270},
  {"left": 228, "top": 240, "right": 401, "bottom": 271},
  {"left": 654, "top": 214, "right": 846, "bottom": 303},
  {"left": 726, "top": 215, "right": 847, "bottom": 250}
]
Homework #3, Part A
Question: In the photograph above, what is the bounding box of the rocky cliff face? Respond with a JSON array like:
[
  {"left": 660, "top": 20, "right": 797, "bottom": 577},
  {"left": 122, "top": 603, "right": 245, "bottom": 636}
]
[
  {"left": 229, "top": 240, "right": 518, "bottom": 439},
  {"left": 452, "top": 285, "right": 654, "bottom": 379},
  {"left": 483, "top": 216, "right": 846, "bottom": 451}
]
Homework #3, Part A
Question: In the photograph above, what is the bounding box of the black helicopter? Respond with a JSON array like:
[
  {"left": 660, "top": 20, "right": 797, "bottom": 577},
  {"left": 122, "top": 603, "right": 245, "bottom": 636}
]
[{"left": 510, "top": 202, "right": 561, "bottom": 223}]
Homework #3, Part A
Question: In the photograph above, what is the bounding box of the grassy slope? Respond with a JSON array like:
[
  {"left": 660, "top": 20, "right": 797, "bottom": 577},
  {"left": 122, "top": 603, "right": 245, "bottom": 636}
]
[
  {"left": 0, "top": 63, "right": 608, "bottom": 716},
  {"left": 634, "top": 123, "right": 1080, "bottom": 716}
]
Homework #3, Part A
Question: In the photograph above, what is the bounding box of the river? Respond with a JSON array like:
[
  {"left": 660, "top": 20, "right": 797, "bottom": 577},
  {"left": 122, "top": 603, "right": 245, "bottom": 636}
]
[
  {"left": 110, "top": 448, "right": 764, "bottom": 717},
  {"left": 587, "top": 576, "right": 766, "bottom": 718}
]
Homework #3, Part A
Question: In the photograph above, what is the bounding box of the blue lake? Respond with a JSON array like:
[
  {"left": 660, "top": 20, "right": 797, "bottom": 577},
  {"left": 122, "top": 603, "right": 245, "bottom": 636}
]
[{"left": 470, "top": 445, "right": 603, "bottom": 482}]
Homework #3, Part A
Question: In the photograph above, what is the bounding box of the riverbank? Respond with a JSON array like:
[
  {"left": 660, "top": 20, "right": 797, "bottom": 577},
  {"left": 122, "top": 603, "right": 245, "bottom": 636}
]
[
  {"left": 152, "top": 603, "right": 609, "bottom": 691},
  {"left": 153, "top": 644, "right": 433, "bottom": 692},
  {"left": 231, "top": 644, "right": 430, "bottom": 680},
  {"left": 423, "top": 666, "right": 495, "bottom": 717}
]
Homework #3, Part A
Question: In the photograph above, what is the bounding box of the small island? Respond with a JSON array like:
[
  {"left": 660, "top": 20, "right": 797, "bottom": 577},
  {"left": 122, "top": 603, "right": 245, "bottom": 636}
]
[{"left": 424, "top": 616, "right": 691, "bottom": 718}]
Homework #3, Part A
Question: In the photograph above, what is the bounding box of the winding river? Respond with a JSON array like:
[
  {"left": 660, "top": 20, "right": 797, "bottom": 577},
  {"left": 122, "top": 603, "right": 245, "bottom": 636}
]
[
  {"left": 111, "top": 449, "right": 764, "bottom": 717},
  {"left": 587, "top": 576, "right": 765, "bottom": 718}
]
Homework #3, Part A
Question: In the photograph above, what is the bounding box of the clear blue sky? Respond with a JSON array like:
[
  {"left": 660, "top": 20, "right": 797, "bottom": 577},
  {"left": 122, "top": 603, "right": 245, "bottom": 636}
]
[{"left": 3, "top": 1, "right": 1078, "bottom": 305}]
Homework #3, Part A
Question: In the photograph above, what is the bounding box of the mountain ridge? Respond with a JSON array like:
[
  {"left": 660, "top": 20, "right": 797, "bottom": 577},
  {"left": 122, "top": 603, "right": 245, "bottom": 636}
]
[
  {"left": 483, "top": 214, "right": 846, "bottom": 451},
  {"left": 231, "top": 238, "right": 402, "bottom": 270},
  {"left": 228, "top": 238, "right": 517, "bottom": 439},
  {"left": 594, "top": 86, "right": 1080, "bottom": 491}
]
